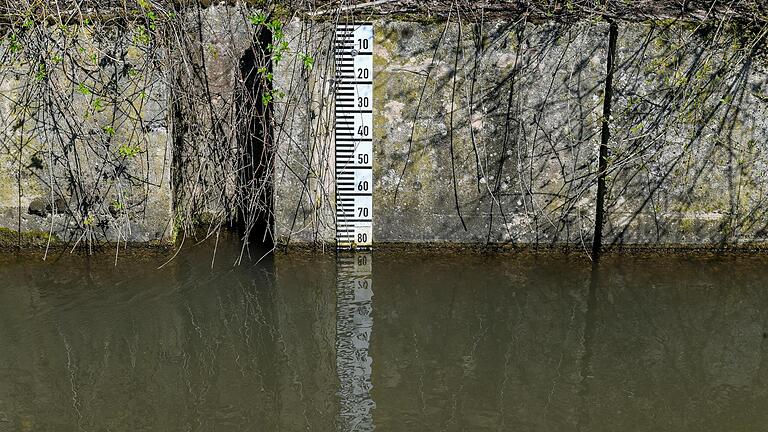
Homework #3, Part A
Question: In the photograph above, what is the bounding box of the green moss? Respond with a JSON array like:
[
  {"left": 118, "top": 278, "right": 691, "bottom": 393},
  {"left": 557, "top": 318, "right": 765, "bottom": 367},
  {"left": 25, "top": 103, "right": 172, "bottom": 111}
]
[
  {"left": 170, "top": 216, "right": 180, "bottom": 244},
  {"left": 375, "top": 32, "right": 397, "bottom": 60},
  {"left": 678, "top": 217, "right": 696, "bottom": 233},
  {"left": 0, "top": 227, "right": 61, "bottom": 248},
  {"left": 0, "top": 170, "right": 15, "bottom": 202}
]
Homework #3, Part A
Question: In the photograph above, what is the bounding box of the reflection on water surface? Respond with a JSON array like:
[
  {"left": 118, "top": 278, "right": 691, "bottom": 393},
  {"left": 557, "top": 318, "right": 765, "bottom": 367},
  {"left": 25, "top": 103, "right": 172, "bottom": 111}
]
[{"left": 1, "top": 244, "right": 768, "bottom": 431}]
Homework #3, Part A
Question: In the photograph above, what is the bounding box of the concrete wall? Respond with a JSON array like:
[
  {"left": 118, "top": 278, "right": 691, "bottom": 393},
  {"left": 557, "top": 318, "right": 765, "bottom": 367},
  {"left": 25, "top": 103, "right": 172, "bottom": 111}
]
[
  {"left": 273, "top": 19, "right": 337, "bottom": 244},
  {"left": 0, "top": 5, "right": 766, "bottom": 249},
  {"left": 606, "top": 23, "right": 768, "bottom": 246},
  {"left": 171, "top": 4, "right": 254, "bottom": 229},
  {"left": 372, "top": 21, "right": 605, "bottom": 244},
  {"left": 274, "top": 18, "right": 768, "bottom": 248},
  {"left": 0, "top": 24, "right": 172, "bottom": 246},
  {"left": 273, "top": 19, "right": 608, "bottom": 246}
]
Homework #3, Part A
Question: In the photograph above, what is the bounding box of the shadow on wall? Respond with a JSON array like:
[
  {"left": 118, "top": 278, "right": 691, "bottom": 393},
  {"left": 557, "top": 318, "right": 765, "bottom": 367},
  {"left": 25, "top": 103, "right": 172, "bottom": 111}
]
[
  {"left": 170, "top": 4, "right": 280, "bottom": 249},
  {"left": 605, "top": 21, "right": 768, "bottom": 247},
  {"left": 366, "top": 17, "right": 768, "bottom": 248},
  {"left": 373, "top": 20, "right": 605, "bottom": 246},
  {"left": 236, "top": 26, "right": 275, "bottom": 247}
]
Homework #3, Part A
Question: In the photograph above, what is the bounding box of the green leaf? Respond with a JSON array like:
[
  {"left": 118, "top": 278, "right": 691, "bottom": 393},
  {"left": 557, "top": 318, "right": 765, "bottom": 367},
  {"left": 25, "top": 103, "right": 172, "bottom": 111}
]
[
  {"left": 34, "top": 64, "right": 46, "bottom": 81},
  {"left": 300, "top": 53, "right": 315, "bottom": 70},
  {"left": 118, "top": 144, "right": 141, "bottom": 157},
  {"left": 248, "top": 13, "right": 267, "bottom": 26}
]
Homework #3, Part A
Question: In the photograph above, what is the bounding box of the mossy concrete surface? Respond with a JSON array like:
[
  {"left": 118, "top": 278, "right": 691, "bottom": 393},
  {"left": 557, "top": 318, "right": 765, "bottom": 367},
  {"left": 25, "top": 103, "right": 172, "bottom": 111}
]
[
  {"left": 606, "top": 22, "right": 768, "bottom": 246},
  {"left": 274, "top": 17, "right": 768, "bottom": 248},
  {"left": 0, "top": 24, "right": 173, "bottom": 248},
  {"left": 371, "top": 20, "right": 605, "bottom": 244},
  {"left": 275, "top": 18, "right": 607, "bottom": 246},
  {"left": 273, "top": 19, "right": 337, "bottom": 245},
  {"left": 171, "top": 3, "right": 255, "bottom": 226}
]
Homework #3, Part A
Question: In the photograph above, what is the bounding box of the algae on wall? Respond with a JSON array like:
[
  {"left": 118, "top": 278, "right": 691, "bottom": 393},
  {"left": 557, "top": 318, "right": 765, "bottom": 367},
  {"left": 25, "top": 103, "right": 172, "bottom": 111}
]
[{"left": 605, "top": 21, "right": 768, "bottom": 246}]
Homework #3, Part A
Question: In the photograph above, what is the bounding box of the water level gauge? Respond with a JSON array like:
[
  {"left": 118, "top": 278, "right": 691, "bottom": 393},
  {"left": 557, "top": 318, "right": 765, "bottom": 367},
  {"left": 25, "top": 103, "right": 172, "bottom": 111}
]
[{"left": 335, "top": 23, "right": 374, "bottom": 249}]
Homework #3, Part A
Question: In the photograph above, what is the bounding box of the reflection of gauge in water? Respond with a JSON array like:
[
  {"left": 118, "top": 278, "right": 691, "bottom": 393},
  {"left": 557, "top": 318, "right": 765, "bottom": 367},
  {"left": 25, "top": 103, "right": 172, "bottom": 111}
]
[{"left": 336, "top": 251, "right": 375, "bottom": 430}]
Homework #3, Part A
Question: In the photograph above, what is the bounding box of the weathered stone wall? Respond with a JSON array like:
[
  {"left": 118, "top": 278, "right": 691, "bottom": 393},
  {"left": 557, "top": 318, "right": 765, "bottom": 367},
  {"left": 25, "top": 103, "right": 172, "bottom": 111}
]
[
  {"left": 171, "top": 4, "right": 253, "bottom": 230},
  {"left": 372, "top": 21, "right": 605, "bottom": 244},
  {"left": 168, "top": 4, "right": 339, "bottom": 243},
  {"left": 273, "top": 19, "right": 337, "bottom": 245},
  {"left": 0, "top": 24, "right": 172, "bottom": 246},
  {"left": 273, "top": 19, "right": 609, "bottom": 246}
]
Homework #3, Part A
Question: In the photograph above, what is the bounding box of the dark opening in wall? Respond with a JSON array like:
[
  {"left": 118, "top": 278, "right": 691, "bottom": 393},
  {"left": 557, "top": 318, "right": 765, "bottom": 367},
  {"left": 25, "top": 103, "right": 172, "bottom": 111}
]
[{"left": 236, "top": 24, "right": 274, "bottom": 246}]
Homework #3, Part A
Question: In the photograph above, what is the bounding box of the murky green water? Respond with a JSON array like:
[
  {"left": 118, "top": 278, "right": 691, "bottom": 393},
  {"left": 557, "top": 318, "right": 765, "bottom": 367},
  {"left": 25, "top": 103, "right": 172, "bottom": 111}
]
[{"left": 2, "top": 242, "right": 768, "bottom": 431}]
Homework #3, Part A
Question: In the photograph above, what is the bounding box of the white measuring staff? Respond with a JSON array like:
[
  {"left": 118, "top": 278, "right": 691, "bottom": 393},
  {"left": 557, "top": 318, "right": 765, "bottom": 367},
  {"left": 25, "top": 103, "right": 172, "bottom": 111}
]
[{"left": 335, "top": 23, "right": 374, "bottom": 249}]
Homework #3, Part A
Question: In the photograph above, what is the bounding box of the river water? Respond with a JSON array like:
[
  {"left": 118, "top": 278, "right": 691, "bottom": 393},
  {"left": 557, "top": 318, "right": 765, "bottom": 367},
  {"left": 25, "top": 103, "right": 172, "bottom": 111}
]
[{"left": 1, "top": 242, "right": 768, "bottom": 431}]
